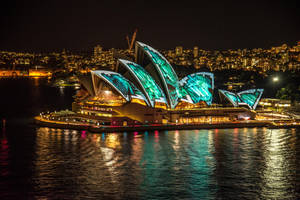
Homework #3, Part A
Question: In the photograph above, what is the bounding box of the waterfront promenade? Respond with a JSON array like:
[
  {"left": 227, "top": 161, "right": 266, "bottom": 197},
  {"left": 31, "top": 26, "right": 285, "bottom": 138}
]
[{"left": 34, "top": 116, "right": 300, "bottom": 133}]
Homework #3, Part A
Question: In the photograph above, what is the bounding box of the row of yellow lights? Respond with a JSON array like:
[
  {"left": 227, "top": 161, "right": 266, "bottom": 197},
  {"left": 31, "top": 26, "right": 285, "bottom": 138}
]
[{"left": 260, "top": 102, "right": 290, "bottom": 107}]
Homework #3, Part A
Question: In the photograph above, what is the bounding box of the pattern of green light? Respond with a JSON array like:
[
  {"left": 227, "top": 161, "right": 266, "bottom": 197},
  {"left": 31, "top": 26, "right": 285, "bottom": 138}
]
[
  {"left": 239, "top": 91, "right": 260, "bottom": 108},
  {"left": 101, "top": 73, "right": 144, "bottom": 100},
  {"left": 126, "top": 62, "right": 166, "bottom": 105},
  {"left": 142, "top": 45, "right": 180, "bottom": 108},
  {"left": 220, "top": 89, "right": 263, "bottom": 109},
  {"left": 178, "top": 86, "right": 191, "bottom": 101},
  {"left": 223, "top": 91, "right": 241, "bottom": 106},
  {"left": 181, "top": 73, "right": 214, "bottom": 105}
]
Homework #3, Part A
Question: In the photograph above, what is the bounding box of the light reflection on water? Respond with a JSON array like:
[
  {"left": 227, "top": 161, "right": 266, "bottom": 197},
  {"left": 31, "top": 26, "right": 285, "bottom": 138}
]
[
  {"left": 260, "top": 129, "right": 297, "bottom": 199},
  {"left": 1, "top": 127, "right": 299, "bottom": 199},
  {"left": 1, "top": 78, "right": 299, "bottom": 199}
]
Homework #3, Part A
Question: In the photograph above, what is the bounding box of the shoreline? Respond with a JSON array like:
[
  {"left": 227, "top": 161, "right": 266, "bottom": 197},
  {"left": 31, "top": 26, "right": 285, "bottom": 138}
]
[{"left": 34, "top": 116, "right": 300, "bottom": 133}]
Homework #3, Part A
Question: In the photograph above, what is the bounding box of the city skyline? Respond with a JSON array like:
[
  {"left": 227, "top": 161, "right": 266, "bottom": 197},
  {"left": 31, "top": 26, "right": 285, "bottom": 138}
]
[
  {"left": 0, "top": 0, "right": 299, "bottom": 52},
  {"left": 1, "top": 1, "right": 300, "bottom": 200}
]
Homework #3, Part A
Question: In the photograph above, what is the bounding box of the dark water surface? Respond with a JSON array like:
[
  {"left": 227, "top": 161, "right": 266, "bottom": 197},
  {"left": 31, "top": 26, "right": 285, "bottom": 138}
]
[{"left": 0, "top": 78, "right": 299, "bottom": 200}]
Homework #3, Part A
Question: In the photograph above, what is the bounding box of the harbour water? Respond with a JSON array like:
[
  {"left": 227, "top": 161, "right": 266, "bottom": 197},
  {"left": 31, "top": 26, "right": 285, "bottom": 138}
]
[{"left": 0, "top": 78, "right": 299, "bottom": 199}]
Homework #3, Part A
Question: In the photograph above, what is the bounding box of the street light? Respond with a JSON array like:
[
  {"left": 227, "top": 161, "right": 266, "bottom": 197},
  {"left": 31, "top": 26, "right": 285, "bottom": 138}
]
[
  {"left": 271, "top": 76, "right": 279, "bottom": 99},
  {"left": 273, "top": 77, "right": 279, "bottom": 82}
]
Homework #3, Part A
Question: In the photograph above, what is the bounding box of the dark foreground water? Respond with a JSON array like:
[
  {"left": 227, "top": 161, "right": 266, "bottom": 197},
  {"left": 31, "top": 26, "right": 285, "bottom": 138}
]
[{"left": 0, "top": 78, "right": 300, "bottom": 200}]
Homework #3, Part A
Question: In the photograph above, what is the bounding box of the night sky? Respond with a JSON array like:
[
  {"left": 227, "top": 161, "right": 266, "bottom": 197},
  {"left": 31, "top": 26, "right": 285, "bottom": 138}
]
[{"left": 0, "top": 0, "right": 299, "bottom": 52}]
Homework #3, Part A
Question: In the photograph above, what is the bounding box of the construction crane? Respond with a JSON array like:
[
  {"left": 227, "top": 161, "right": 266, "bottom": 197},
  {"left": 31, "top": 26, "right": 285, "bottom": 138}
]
[{"left": 126, "top": 29, "right": 138, "bottom": 51}]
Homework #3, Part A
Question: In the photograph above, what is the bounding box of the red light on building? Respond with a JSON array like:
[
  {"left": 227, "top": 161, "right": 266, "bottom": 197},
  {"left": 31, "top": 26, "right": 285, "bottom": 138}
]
[{"left": 81, "top": 130, "right": 86, "bottom": 139}]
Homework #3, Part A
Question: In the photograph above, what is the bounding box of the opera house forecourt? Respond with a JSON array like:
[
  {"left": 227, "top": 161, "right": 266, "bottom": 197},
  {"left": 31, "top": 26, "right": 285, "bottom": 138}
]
[{"left": 35, "top": 42, "right": 299, "bottom": 132}]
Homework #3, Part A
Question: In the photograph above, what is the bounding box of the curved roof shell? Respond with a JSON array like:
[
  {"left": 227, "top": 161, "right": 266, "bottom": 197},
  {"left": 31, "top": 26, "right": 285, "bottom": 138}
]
[
  {"left": 179, "top": 72, "right": 214, "bottom": 105},
  {"left": 219, "top": 89, "right": 241, "bottom": 107},
  {"left": 118, "top": 59, "right": 167, "bottom": 107},
  {"left": 219, "top": 89, "right": 263, "bottom": 110},
  {"left": 91, "top": 70, "right": 148, "bottom": 104},
  {"left": 237, "top": 89, "right": 264, "bottom": 110},
  {"left": 77, "top": 74, "right": 95, "bottom": 96},
  {"left": 136, "top": 41, "right": 180, "bottom": 109}
]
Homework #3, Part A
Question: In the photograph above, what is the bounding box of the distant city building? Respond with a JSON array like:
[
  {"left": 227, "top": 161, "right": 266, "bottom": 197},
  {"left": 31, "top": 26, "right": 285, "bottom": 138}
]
[
  {"left": 175, "top": 46, "right": 183, "bottom": 56},
  {"left": 193, "top": 46, "right": 198, "bottom": 58},
  {"left": 94, "top": 45, "right": 103, "bottom": 58},
  {"left": 0, "top": 42, "right": 299, "bottom": 74}
]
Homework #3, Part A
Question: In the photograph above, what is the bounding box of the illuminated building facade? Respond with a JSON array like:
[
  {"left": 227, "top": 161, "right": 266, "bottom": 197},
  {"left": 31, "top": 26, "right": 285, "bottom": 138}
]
[{"left": 73, "top": 42, "right": 260, "bottom": 125}]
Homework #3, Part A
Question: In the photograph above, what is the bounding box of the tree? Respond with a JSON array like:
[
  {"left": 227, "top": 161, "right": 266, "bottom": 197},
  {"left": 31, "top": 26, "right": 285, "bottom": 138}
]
[
  {"left": 276, "top": 84, "right": 300, "bottom": 101},
  {"left": 276, "top": 87, "right": 291, "bottom": 100}
]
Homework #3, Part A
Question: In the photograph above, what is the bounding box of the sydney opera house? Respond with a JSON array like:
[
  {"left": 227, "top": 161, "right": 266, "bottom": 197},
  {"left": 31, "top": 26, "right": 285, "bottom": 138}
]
[{"left": 73, "top": 42, "right": 263, "bottom": 125}]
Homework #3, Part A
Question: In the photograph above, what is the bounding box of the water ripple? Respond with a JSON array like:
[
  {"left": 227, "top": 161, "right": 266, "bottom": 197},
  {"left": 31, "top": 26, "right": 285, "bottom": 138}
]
[{"left": 1, "top": 127, "right": 299, "bottom": 199}]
